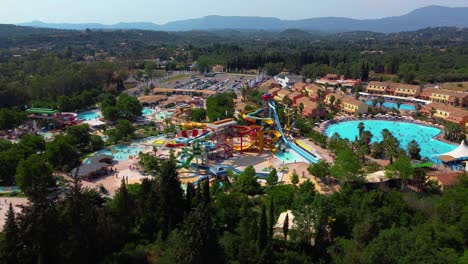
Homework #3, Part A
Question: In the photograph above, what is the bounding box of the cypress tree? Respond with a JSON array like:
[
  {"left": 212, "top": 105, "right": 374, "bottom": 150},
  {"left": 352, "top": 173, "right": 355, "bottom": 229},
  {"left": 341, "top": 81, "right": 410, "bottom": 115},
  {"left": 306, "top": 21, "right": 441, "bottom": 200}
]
[
  {"left": 203, "top": 176, "right": 211, "bottom": 205},
  {"left": 269, "top": 197, "right": 274, "bottom": 239},
  {"left": 2, "top": 204, "right": 18, "bottom": 264},
  {"left": 283, "top": 213, "right": 289, "bottom": 241},
  {"left": 258, "top": 205, "right": 267, "bottom": 252}
]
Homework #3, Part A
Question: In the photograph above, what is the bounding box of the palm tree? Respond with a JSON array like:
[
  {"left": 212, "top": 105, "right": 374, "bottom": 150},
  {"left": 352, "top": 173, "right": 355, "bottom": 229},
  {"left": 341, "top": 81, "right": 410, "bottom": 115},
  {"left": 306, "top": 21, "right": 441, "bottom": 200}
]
[
  {"left": 371, "top": 98, "right": 378, "bottom": 109},
  {"left": 335, "top": 99, "right": 342, "bottom": 111},
  {"left": 329, "top": 95, "right": 336, "bottom": 110},
  {"left": 317, "top": 89, "right": 325, "bottom": 102},
  {"left": 396, "top": 99, "right": 403, "bottom": 110},
  {"left": 454, "top": 97, "right": 460, "bottom": 107},
  {"left": 430, "top": 107, "right": 436, "bottom": 121},
  {"left": 358, "top": 122, "right": 365, "bottom": 138},
  {"left": 361, "top": 130, "right": 373, "bottom": 149},
  {"left": 407, "top": 140, "right": 421, "bottom": 160},
  {"left": 298, "top": 103, "right": 304, "bottom": 117},
  {"left": 282, "top": 96, "right": 293, "bottom": 108},
  {"left": 378, "top": 97, "right": 385, "bottom": 109},
  {"left": 241, "top": 87, "right": 248, "bottom": 102}
]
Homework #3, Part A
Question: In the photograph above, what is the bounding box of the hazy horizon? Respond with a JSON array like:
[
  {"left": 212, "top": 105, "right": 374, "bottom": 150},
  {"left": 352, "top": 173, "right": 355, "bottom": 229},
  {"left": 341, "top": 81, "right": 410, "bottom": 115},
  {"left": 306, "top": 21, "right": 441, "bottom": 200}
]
[{"left": 2, "top": 0, "right": 468, "bottom": 25}]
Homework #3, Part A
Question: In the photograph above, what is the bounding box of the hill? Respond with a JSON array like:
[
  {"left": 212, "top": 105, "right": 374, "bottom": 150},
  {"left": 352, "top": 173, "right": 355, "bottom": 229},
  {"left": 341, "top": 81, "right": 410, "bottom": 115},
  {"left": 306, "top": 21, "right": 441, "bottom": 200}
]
[{"left": 17, "top": 6, "right": 468, "bottom": 33}]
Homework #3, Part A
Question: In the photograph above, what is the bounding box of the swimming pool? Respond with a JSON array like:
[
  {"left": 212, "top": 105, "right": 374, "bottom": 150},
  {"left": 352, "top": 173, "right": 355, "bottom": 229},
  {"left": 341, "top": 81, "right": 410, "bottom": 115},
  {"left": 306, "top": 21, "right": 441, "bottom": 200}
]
[
  {"left": 0, "top": 186, "right": 21, "bottom": 193},
  {"left": 275, "top": 149, "right": 306, "bottom": 163},
  {"left": 325, "top": 120, "right": 456, "bottom": 162},
  {"left": 364, "top": 100, "right": 416, "bottom": 111},
  {"left": 77, "top": 110, "right": 102, "bottom": 121},
  {"left": 142, "top": 107, "right": 155, "bottom": 116},
  {"left": 87, "top": 144, "right": 145, "bottom": 163},
  {"left": 155, "top": 110, "right": 175, "bottom": 120}
]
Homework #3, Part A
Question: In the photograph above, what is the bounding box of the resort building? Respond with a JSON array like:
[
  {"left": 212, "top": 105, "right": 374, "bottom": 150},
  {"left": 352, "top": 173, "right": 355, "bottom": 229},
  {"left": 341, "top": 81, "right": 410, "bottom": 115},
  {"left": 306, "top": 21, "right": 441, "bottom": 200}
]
[
  {"left": 274, "top": 210, "right": 295, "bottom": 240},
  {"left": 340, "top": 97, "right": 369, "bottom": 115},
  {"left": 267, "top": 87, "right": 281, "bottom": 97},
  {"left": 294, "top": 97, "right": 325, "bottom": 118},
  {"left": 315, "top": 74, "right": 361, "bottom": 89},
  {"left": 392, "top": 84, "right": 421, "bottom": 97},
  {"left": 422, "top": 102, "right": 468, "bottom": 128},
  {"left": 305, "top": 84, "right": 326, "bottom": 102},
  {"left": 288, "top": 91, "right": 305, "bottom": 105},
  {"left": 274, "top": 89, "right": 292, "bottom": 102},
  {"left": 292, "top": 82, "right": 307, "bottom": 93},
  {"left": 325, "top": 93, "right": 344, "bottom": 106},
  {"left": 366, "top": 81, "right": 391, "bottom": 94},
  {"left": 420, "top": 88, "right": 468, "bottom": 107},
  {"left": 274, "top": 74, "right": 304, "bottom": 88}
]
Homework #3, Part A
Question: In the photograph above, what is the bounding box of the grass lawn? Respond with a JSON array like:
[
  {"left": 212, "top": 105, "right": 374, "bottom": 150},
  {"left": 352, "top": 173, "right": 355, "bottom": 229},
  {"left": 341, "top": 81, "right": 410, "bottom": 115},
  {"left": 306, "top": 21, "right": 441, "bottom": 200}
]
[
  {"left": 442, "top": 82, "right": 468, "bottom": 92},
  {"left": 160, "top": 74, "right": 190, "bottom": 84}
]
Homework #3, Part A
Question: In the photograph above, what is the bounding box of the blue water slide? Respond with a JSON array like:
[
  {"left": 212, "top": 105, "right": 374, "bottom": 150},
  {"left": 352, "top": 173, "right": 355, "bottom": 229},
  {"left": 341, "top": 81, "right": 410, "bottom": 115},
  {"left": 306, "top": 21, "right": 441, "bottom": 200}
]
[{"left": 268, "top": 101, "right": 318, "bottom": 164}]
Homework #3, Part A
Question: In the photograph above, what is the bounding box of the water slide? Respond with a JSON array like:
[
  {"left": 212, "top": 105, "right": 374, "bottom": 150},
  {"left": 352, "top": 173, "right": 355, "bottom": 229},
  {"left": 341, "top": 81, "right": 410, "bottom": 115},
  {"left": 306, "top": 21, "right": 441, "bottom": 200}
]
[
  {"left": 268, "top": 101, "right": 319, "bottom": 164},
  {"left": 177, "top": 154, "right": 195, "bottom": 169},
  {"left": 242, "top": 109, "right": 274, "bottom": 125}
]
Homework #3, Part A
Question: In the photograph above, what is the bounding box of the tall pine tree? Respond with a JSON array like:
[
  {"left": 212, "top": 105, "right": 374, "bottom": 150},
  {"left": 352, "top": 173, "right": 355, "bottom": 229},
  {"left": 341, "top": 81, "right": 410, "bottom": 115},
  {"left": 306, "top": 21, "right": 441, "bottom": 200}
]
[{"left": 2, "top": 204, "right": 18, "bottom": 264}]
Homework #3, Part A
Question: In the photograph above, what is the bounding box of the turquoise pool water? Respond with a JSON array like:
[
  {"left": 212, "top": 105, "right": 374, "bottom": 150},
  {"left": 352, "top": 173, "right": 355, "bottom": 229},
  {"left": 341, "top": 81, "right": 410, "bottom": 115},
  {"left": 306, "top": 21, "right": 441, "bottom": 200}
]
[
  {"left": 87, "top": 144, "right": 145, "bottom": 163},
  {"left": 78, "top": 111, "right": 101, "bottom": 121},
  {"left": 364, "top": 100, "right": 416, "bottom": 111},
  {"left": 155, "top": 110, "right": 175, "bottom": 119},
  {"left": 275, "top": 149, "right": 306, "bottom": 163},
  {"left": 142, "top": 107, "right": 155, "bottom": 116},
  {"left": 325, "top": 120, "right": 456, "bottom": 162},
  {"left": 0, "top": 186, "right": 21, "bottom": 193}
]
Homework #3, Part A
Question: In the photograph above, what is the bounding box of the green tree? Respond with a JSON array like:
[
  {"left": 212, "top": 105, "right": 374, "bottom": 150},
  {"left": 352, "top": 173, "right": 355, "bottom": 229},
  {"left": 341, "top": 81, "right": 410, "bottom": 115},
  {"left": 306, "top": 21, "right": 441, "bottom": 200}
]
[
  {"left": 169, "top": 203, "right": 221, "bottom": 264},
  {"left": 396, "top": 99, "right": 403, "bottom": 110},
  {"left": 266, "top": 168, "right": 278, "bottom": 186},
  {"left": 234, "top": 166, "right": 261, "bottom": 195},
  {"left": 264, "top": 62, "right": 283, "bottom": 76},
  {"left": 189, "top": 108, "right": 207, "bottom": 122},
  {"left": 358, "top": 122, "right": 365, "bottom": 138},
  {"left": 107, "top": 119, "right": 135, "bottom": 143},
  {"left": 407, "top": 140, "right": 421, "bottom": 160},
  {"left": 283, "top": 213, "right": 289, "bottom": 240},
  {"left": 308, "top": 160, "right": 330, "bottom": 183},
  {"left": 386, "top": 156, "right": 413, "bottom": 190},
  {"left": 45, "top": 135, "right": 79, "bottom": 170},
  {"left": 66, "top": 124, "right": 91, "bottom": 146},
  {"left": 206, "top": 93, "right": 235, "bottom": 121},
  {"left": 1, "top": 204, "right": 19, "bottom": 264},
  {"left": 16, "top": 154, "right": 55, "bottom": 201},
  {"left": 330, "top": 146, "right": 362, "bottom": 184},
  {"left": 291, "top": 170, "right": 299, "bottom": 185},
  {"left": 258, "top": 204, "right": 268, "bottom": 252},
  {"left": 382, "top": 129, "right": 401, "bottom": 164},
  {"left": 116, "top": 93, "right": 143, "bottom": 120}
]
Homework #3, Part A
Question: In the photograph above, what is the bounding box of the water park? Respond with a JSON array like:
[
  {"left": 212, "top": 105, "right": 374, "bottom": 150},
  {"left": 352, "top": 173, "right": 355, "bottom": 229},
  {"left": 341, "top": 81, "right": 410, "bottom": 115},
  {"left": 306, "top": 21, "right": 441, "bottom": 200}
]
[{"left": 78, "top": 93, "right": 323, "bottom": 193}]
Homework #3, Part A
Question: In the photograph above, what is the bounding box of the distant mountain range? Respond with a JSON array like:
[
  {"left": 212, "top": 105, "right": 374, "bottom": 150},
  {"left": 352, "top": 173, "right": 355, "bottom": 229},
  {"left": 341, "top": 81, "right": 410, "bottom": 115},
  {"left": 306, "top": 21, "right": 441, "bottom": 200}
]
[{"left": 18, "top": 5, "right": 468, "bottom": 33}]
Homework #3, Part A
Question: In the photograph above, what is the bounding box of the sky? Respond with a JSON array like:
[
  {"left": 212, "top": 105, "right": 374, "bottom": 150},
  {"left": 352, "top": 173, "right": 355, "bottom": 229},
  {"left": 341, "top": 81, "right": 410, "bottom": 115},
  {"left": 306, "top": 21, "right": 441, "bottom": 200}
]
[{"left": 2, "top": 0, "right": 468, "bottom": 24}]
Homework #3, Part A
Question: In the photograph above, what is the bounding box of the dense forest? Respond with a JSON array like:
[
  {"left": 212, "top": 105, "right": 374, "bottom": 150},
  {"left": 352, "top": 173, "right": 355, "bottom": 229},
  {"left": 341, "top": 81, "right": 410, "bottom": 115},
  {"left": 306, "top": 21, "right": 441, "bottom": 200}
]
[
  {"left": 1, "top": 152, "right": 467, "bottom": 263},
  {"left": 2, "top": 26, "right": 468, "bottom": 111}
]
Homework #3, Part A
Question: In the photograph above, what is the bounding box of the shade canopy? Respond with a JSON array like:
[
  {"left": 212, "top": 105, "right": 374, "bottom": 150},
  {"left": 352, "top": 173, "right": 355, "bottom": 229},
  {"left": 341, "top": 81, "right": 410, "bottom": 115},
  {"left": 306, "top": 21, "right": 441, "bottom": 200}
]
[{"left": 439, "top": 141, "right": 468, "bottom": 162}]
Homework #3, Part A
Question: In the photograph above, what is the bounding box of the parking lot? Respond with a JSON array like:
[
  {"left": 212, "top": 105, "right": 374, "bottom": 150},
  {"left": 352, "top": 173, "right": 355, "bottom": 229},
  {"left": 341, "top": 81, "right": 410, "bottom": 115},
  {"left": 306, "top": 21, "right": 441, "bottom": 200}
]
[{"left": 154, "top": 73, "right": 258, "bottom": 93}]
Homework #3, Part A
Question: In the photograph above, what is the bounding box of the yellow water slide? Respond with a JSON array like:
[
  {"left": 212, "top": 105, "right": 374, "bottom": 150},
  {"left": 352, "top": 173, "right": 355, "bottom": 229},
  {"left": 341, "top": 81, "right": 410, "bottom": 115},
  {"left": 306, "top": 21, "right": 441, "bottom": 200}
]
[{"left": 180, "top": 122, "right": 208, "bottom": 129}]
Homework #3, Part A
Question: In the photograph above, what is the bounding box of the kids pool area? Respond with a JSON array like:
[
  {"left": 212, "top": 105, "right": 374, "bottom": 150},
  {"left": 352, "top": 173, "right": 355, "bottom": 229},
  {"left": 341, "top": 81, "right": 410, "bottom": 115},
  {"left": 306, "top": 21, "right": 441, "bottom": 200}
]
[
  {"left": 364, "top": 100, "right": 416, "bottom": 111},
  {"left": 275, "top": 149, "right": 306, "bottom": 163},
  {"left": 87, "top": 144, "right": 146, "bottom": 163},
  {"left": 325, "top": 120, "right": 456, "bottom": 162},
  {"left": 77, "top": 110, "right": 102, "bottom": 121},
  {"left": 142, "top": 107, "right": 155, "bottom": 116}
]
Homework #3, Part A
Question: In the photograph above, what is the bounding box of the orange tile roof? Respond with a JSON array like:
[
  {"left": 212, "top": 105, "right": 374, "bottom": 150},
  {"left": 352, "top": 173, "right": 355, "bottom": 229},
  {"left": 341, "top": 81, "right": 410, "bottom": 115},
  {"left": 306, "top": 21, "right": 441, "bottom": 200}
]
[
  {"left": 295, "top": 97, "right": 318, "bottom": 109},
  {"left": 426, "top": 102, "right": 468, "bottom": 117}
]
